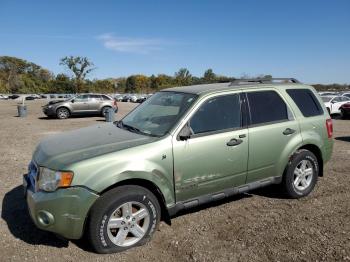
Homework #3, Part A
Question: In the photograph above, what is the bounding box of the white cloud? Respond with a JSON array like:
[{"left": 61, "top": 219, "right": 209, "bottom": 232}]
[{"left": 98, "top": 33, "right": 168, "bottom": 54}]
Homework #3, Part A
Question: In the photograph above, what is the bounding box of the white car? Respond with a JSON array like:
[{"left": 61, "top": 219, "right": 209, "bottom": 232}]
[
  {"left": 322, "top": 95, "right": 350, "bottom": 115},
  {"left": 341, "top": 92, "right": 350, "bottom": 99},
  {"left": 318, "top": 91, "right": 338, "bottom": 96},
  {"left": 0, "top": 94, "right": 8, "bottom": 100}
]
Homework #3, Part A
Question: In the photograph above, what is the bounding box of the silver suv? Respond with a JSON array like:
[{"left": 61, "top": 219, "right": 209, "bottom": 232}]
[{"left": 42, "top": 94, "right": 117, "bottom": 119}]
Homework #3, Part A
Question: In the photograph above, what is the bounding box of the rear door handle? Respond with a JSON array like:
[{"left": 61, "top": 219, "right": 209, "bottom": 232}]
[
  {"left": 226, "top": 138, "right": 243, "bottom": 146},
  {"left": 283, "top": 128, "right": 296, "bottom": 135}
]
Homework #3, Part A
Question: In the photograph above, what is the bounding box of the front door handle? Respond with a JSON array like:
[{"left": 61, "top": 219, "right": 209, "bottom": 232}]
[
  {"left": 226, "top": 138, "right": 243, "bottom": 146},
  {"left": 283, "top": 128, "right": 296, "bottom": 135}
]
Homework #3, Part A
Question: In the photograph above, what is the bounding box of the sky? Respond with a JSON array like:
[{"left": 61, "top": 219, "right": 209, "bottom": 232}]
[{"left": 0, "top": 0, "right": 349, "bottom": 84}]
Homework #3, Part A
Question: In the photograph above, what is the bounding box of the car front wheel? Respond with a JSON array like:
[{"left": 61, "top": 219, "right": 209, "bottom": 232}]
[
  {"left": 87, "top": 185, "right": 161, "bottom": 254},
  {"left": 282, "top": 149, "right": 319, "bottom": 199},
  {"left": 56, "top": 107, "right": 70, "bottom": 119}
]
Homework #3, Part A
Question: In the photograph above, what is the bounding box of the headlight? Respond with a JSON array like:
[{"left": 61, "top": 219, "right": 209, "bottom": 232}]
[{"left": 38, "top": 167, "right": 74, "bottom": 192}]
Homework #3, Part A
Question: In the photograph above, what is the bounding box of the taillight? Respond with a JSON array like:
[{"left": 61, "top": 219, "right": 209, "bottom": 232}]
[
  {"left": 114, "top": 100, "right": 117, "bottom": 107},
  {"left": 326, "top": 119, "right": 333, "bottom": 138}
]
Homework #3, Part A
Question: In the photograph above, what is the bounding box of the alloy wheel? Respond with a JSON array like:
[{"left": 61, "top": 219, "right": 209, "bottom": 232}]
[
  {"left": 106, "top": 201, "right": 150, "bottom": 247},
  {"left": 293, "top": 159, "right": 313, "bottom": 191}
]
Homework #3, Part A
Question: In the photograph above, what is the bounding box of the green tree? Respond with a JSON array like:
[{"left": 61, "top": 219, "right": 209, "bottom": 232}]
[
  {"left": 175, "top": 68, "right": 192, "bottom": 86},
  {"left": 150, "top": 74, "right": 174, "bottom": 90},
  {"left": 125, "top": 75, "right": 150, "bottom": 93},
  {"left": 203, "top": 68, "right": 216, "bottom": 83},
  {"left": 51, "top": 74, "right": 75, "bottom": 93},
  {"left": 59, "top": 56, "right": 95, "bottom": 93}
]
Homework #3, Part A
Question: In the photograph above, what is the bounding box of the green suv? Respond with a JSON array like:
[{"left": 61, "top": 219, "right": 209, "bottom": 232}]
[{"left": 23, "top": 78, "right": 333, "bottom": 253}]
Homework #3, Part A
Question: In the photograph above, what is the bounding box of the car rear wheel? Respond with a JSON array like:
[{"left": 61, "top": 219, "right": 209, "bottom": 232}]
[
  {"left": 101, "top": 106, "right": 112, "bottom": 117},
  {"left": 282, "top": 149, "right": 319, "bottom": 199},
  {"left": 56, "top": 107, "right": 70, "bottom": 119},
  {"left": 340, "top": 109, "right": 346, "bottom": 119},
  {"left": 87, "top": 185, "right": 161, "bottom": 254}
]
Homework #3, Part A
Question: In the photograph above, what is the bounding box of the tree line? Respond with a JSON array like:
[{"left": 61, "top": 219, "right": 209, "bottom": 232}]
[{"left": 0, "top": 56, "right": 348, "bottom": 94}]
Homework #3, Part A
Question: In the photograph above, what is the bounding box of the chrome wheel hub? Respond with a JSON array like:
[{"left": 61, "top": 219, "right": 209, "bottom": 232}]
[
  {"left": 106, "top": 201, "right": 150, "bottom": 247},
  {"left": 58, "top": 109, "right": 68, "bottom": 118},
  {"left": 293, "top": 159, "right": 313, "bottom": 191}
]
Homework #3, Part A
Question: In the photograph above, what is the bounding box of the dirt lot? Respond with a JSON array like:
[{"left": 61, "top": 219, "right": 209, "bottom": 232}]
[{"left": 0, "top": 100, "right": 349, "bottom": 262}]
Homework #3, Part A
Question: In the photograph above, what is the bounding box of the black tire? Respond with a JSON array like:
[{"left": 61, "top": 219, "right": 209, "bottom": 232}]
[
  {"left": 340, "top": 109, "right": 346, "bottom": 119},
  {"left": 56, "top": 107, "right": 70, "bottom": 119},
  {"left": 101, "top": 106, "right": 112, "bottom": 117},
  {"left": 282, "top": 149, "right": 319, "bottom": 199},
  {"left": 87, "top": 185, "right": 161, "bottom": 254}
]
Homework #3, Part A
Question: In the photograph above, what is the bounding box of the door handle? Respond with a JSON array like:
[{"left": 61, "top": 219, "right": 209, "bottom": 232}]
[
  {"left": 226, "top": 138, "right": 243, "bottom": 146},
  {"left": 283, "top": 128, "right": 296, "bottom": 135}
]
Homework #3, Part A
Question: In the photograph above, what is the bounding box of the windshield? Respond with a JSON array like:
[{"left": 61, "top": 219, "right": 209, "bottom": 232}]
[
  {"left": 117, "top": 91, "right": 197, "bottom": 137},
  {"left": 321, "top": 96, "right": 332, "bottom": 102}
]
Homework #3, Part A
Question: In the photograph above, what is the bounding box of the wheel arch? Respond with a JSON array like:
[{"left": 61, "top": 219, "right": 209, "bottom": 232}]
[
  {"left": 56, "top": 106, "right": 71, "bottom": 114},
  {"left": 100, "top": 178, "right": 171, "bottom": 225},
  {"left": 296, "top": 144, "right": 324, "bottom": 177}
]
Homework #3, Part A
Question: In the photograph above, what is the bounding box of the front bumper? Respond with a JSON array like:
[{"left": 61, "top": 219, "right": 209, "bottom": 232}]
[
  {"left": 24, "top": 174, "right": 99, "bottom": 239},
  {"left": 42, "top": 106, "right": 56, "bottom": 116}
]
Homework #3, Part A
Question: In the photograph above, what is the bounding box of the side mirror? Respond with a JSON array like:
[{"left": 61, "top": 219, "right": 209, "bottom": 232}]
[
  {"left": 71, "top": 99, "right": 75, "bottom": 103},
  {"left": 179, "top": 123, "right": 192, "bottom": 141}
]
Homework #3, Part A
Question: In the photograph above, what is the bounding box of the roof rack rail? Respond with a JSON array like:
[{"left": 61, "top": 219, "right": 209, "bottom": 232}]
[{"left": 229, "top": 78, "right": 301, "bottom": 86}]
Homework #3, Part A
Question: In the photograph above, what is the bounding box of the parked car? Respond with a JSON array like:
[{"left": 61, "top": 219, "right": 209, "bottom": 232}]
[
  {"left": 321, "top": 95, "right": 350, "bottom": 115},
  {"left": 122, "top": 94, "right": 137, "bottom": 102},
  {"left": 318, "top": 91, "right": 338, "bottom": 96},
  {"left": 42, "top": 93, "right": 118, "bottom": 119},
  {"left": 115, "top": 95, "right": 124, "bottom": 102},
  {"left": 25, "top": 95, "right": 37, "bottom": 100},
  {"left": 8, "top": 94, "right": 20, "bottom": 100},
  {"left": 136, "top": 95, "right": 147, "bottom": 103},
  {"left": 0, "top": 94, "right": 8, "bottom": 100},
  {"left": 340, "top": 102, "right": 350, "bottom": 118},
  {"left": 24, "top": 78, "right": 333, "bottom": 254},
  {"left": 341, "top": 92, "right": 350, "bottom": 99}
]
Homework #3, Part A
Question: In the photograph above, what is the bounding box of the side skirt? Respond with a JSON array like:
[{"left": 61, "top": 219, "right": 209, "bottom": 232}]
[{"left": 168, "top": 176, "right": 282, "bottom": 217}]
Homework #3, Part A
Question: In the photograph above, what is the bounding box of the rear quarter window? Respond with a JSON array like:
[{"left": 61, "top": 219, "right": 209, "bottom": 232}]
[
  {"left": 286, "top": 89, "right": 323, "bottom": 117},
  {"left": 101, "top": 95, "right": 112, "bottom": 100}
]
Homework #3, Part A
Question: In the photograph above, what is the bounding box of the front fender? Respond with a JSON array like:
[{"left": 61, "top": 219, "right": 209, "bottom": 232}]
[{"left": 69, "top": 137, "right": 175, "bottom": 207}]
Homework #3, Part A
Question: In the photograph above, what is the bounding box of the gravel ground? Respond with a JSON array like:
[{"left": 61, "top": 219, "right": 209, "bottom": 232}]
[{"left": 0, "top": 100, "right": 349, "bottom": 262}]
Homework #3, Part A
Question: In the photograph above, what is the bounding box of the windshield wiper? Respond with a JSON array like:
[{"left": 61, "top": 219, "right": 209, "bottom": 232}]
[{"left": 116, "top": 121, "right": 156, "bottom": 137}]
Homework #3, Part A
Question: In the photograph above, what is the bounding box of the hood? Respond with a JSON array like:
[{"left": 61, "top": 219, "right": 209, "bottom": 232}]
[
  {"left": 33, "top": 123, "right": 158, "bottom": 170},
  {"left": 47, "top": 100, "right": 65, "bottom": 105}
]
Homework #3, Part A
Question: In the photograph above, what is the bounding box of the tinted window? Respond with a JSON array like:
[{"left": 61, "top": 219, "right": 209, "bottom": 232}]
[
  {"left": 247, "top": 91, "right": 288, "bottom": 125},
  {"left": 89, "top": 94, "right": 102, "bottom": 101},
  {"left": 332, "top": 96, "right": 342, "bottom": 103},
  {"left": 190, "top": 94, "right": 241, "bottom": 134},
  {"left": 322, "top": 96, "right": 332, "bottom": 102},
  {"left": 74, "top": 94, "right": 89, "bottom": 102},
  {"left": 101, "top": 95, "right": 112, "bottom": 100},
  {"left": 287, "top": 89, "right": 323, "bottom": 117}
]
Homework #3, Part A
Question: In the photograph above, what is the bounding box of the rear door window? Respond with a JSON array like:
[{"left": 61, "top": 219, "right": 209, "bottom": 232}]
[
  {"left": 89, "top": 94, "right": 102, "bottom": 101},
  {"left": 286, "top": 89, "right": 323, "bottom": 117},
  {"left": 247, "top": 91, "right": 289, "bottom": 125},
  {"left": 101, "top": 95, "right": 112, "bottom": 100}
]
